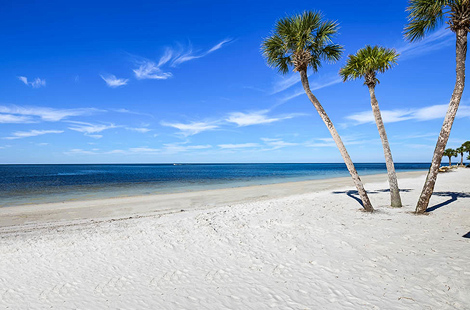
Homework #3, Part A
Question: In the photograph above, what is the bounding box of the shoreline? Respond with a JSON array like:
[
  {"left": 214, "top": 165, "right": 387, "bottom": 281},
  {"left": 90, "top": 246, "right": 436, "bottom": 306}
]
[
  {"left": 0, "top": 164, "right": 431, "bottom": 208},
  {"left": 0, "top": 170, "right": 427, "bottom": 230}
]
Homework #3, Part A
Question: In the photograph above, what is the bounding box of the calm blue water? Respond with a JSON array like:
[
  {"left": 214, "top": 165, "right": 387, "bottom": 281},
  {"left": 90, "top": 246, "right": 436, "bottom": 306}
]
[{"left": 0, "top": 163, "right": 430, "bottom": 207}]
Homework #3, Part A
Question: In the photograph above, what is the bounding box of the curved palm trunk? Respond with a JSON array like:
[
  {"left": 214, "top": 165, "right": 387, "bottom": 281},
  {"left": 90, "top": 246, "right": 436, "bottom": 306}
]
[
  {"left": 299, "top": 70, "right": 374, "bottom": 212},
  {"left": 368, "top": 86, "right": 402, "bottom": 208},
  {"left": 415, "top": 29, "right": 467, "bottom": 214}
]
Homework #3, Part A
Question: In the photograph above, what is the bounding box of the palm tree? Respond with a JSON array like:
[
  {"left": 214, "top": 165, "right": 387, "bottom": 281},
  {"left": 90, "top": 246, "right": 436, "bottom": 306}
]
[
  {"left": 404, "top": 0, "right": 470, "bottom": 214},
  {"left": 443, "top": 148, "right": 457, "bottom": 166},
  {"left": 456, "top": 146, "right": 465, "bottom": 165},
  {"left": 463, "top": 140, "right": 470, "bottom": 157},
  {"left": 340, "top": 46, "right": 402, "bottom": 208},
  {"left": 261, "top": 11, "right": 374, "bottom": 212}
]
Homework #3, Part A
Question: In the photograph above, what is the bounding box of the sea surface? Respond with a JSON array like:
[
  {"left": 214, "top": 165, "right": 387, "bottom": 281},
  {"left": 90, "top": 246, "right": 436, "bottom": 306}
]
[{"left": 0, "top": 163, "right": 430, "bottom": 207}]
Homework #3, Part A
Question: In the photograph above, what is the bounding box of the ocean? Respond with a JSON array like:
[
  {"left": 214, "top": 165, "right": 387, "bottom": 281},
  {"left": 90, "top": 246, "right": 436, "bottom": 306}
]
[{"left": 0, "top": 163, "right": 430, "bottom": 207}]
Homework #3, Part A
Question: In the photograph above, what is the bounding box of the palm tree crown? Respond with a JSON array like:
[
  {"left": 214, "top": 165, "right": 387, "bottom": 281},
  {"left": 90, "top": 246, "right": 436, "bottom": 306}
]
[
  {"left": 404, "top": 0, "right": 470, "bottom": 42},
  {"left": 463, "top": 140, "right": 470, "bottom": 153},
  {"left": 443, "top": 148, "right": 457, "bottom": 158},
  {"left": 339, "top": 45, "right": 399, "bottom": 87},
  {"left": 261, "top": 11, "right": 343, "bottom": 74}
]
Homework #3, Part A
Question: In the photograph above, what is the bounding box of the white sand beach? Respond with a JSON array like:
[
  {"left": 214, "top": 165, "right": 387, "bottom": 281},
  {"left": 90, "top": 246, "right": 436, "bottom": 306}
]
[{"left": 0, "top": 169, "right": 469, "bottom": 309}]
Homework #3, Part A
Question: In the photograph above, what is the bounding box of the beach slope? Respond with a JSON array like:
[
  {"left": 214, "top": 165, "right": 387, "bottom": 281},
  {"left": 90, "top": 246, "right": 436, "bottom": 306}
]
[{"left": 0, "top": 169, "right": 469, "bottom": 309}]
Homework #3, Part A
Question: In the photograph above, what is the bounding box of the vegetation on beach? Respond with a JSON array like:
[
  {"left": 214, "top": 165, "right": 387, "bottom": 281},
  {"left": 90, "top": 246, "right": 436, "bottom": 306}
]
[
  {"left": 446, "top": 141, "right": 470, "bottom": 166},
  {"left": 404, "top": 0, "right": 470, "bottom": 214},
  {"left": 340, "top": 46, "right": 402, "bottom": 208},
  {"left": 261, "top": 11, "right": 374, "bottom": 212},
  {"left": 262, "top": 0, "right": 470, "bottom": 214},
  {"left": 443, "top": 148, "right": 457, "bottom": 166}
]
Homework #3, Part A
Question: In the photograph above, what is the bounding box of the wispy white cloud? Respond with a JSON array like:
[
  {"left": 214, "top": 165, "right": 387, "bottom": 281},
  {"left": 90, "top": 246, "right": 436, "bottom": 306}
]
[
  {"left": 161, "top": 120, "right": 218, "bottom": 136},
  {"left": 111, "top": 108, "right": 154, "bottom": 118},
  {"left": 226, "top": 110, "right": 301, "bottom": 127},
  {"left": 392, "top": 132, "right": 438, "bottom": 143},
  {"left": 17, "top": 76, "right": 46, "bottom": 88},
  {"left": 133, "top": 60, "right": 173, "bottom": 80},
  {"left": 65, "top": 148, "right": 126, "bottom": 155},
  {"left": 158, "top": 48, "right": 174, "bottom": 67},
  {"left": 65, "top": 143, "right": 211, "bottom": 156},
  {"left": 347, "top": 109, "right": 413, "bottom": 124},
  {"left": 277, "top": 76, "right": 342, "bottom": 104},
  {"left": 304, "top": 138, "right": 337, "bottom": 148},
  {"left": 86, "top": 134, "right": 103, "bottom": 139},
  {"left": 129, "top": 147, "right": 160, "bottom": 153},
  {"left": 64, "top": 149, "right": 97, "bottom": 155},
  {"left": 396, "top": 27, "right": 453, "bottom": 59},
  {"left": 261, "top": 138, "right": 298, "bottom": 150},
  {"left": 207, "top": 39, "right": 232, "bottom": 53},
  {"left": 218, "top": 143, "right": 260, "bottom": 149},
  {"left": 162, "top": 110, "right": 303, "bottom": 137},
  {"left": 132, "top": 38, "right": 231, "bottom": 81},
  {"left": 0, "top": 114, "right": 34, "bottom": 124},
  {"left": 303, "top": 136, "right": 367, "bottom": 148},
  {"left": 100, "top": 74, "right": 129, "bottom": 87},
  {"left": 162, "top": 143, "right": 212, "bottom": 153},
  {"left": 125, "top": 127, "right": 151, "bottom": 133},
  {"left": 68, "top": 121, "right": 117, "bottom": 138},
  {"left": 0, "top": 105, "right": 100, "bottom": 122},
  {"left": 4, "top": 129, "right": 63, "bottom": 140},
  {"left": 171, "top": 39, "right": 232, "bottom": 67},
  {"left": 347, "top": 104, "right": 470, "bottom": 125},
  {"left": 271, "top": 74, "right": 304, "bottom": 95}
]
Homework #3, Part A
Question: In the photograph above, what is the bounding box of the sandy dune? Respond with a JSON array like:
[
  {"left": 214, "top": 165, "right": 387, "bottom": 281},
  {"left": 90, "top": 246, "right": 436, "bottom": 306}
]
[{"left": 0, "top": 169, "right": 469, "bottom": 309}]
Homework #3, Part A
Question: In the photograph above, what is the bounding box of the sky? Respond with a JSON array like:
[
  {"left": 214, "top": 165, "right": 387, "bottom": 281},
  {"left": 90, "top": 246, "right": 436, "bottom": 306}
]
[{"left": 0, "top": 0, "right": 469, "bottom": 164}]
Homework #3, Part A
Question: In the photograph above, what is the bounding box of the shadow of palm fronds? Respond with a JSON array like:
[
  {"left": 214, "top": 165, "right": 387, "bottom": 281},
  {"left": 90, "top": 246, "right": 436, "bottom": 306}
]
[{"left": 426, "top": 192, "right": 470, "bottom": 212}]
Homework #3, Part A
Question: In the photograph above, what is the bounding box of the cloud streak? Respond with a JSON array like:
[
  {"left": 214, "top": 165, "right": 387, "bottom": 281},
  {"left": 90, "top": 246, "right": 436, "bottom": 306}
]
[
  {"left": 68, "top": 121, "right": 117, "bottom": 138},
  {"left": 125, "top": 127, "right": 151, "bottom": 133},
  {"left": 161, "top": 121, "right": 218, "bottom": 136},
  {"left": 4, "top": 129, "right": 63, "bottom": 140},
  {"left": 347, "top": 104, "right": 470, "bottom": 124},
  {"left": 132, "top": 38, "right": 232, "bottom": 81},
  {"left": 396, "top": 27, "right": 454, "bottom": 60},
  {"left": 18, "top": 76, "right": 46, "bottom": 88},
  {"left": 277, "top": 76, "right": 342, "bottom": 104},
  {"left": 133, "top": 61, "right": 173, "bottom": 80},
  {"left": 226, "top": 110, "right": 301, "bottom": 127},
  {"left": 0, "top": 114, "right": 33, "bottom": 124},
  {"left": 100, "top": 74, "right": 129, "bottom": 87},
  {"left": 0, "top": 105, "right": 100, "bottom": 122},
  {"left": 171, "top": 39, "right": 232, "bottom": 67},
  {"left": 218, "top": 143, "right": 260, "bottom": 149}
]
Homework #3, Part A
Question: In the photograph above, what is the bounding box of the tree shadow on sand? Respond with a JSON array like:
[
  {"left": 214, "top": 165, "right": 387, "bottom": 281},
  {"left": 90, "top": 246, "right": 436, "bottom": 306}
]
[
  {"left": 425, "top": 192, "right": 470, "bottom": 212},
  {"left": 332, "top": 189, "right": 470, "bottom": 212},
  {"left": 332, "top": 189, "right": 412, "bottom": 208}
]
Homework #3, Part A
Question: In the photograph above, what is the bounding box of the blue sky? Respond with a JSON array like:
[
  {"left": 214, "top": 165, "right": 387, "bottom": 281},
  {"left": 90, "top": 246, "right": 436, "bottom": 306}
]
[{"left": 0, "top": 0, "right": 469, "bottom": 164}]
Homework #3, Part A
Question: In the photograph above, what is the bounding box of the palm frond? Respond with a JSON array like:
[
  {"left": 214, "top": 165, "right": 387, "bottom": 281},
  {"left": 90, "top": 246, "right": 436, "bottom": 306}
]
[
  {"left": 339, "top": 45, "right": 399, "bottom": 86},
  {"left": 261, "top": 10, "right": 343, "bottom": 74},
  {"left": 404, "top": 0, "right": 448, "bottom": 41}
]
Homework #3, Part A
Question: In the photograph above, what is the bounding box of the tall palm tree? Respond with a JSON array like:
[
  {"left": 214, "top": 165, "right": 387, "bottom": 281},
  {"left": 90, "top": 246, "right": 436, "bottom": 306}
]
[
  {"left": 456, "top": 146, "right": 465, "bottom": 165},
  {"left": 443, "top": 148, "right": 457, "bottom": 166},
  {"left": 262, "top": 11, "right": 374, "bottom": 212},
  {"left": 404, "top": 0, "right": 470, "bottom": 214},
  {"left": 340, "top": 46, "right": 402, "bottom": 208}
]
